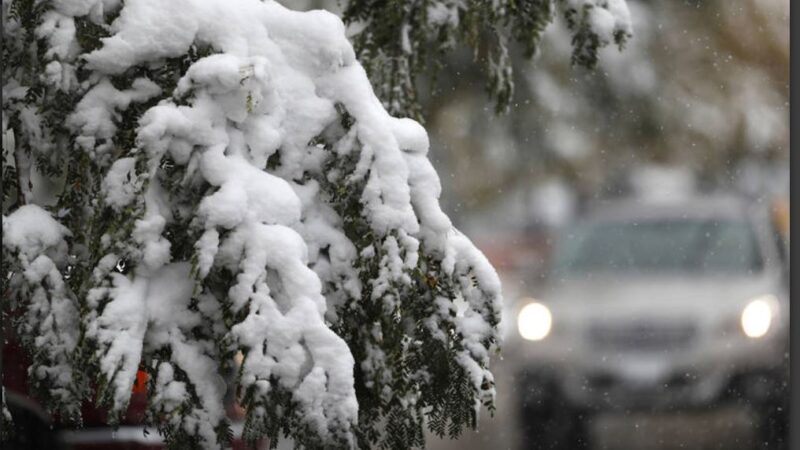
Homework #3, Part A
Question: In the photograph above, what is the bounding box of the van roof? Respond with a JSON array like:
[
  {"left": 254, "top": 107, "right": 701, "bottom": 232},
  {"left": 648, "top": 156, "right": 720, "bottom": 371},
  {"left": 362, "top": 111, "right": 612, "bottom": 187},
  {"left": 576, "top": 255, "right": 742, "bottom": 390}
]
[{"left": 583, "top": 195, "right": 756, "bottom": 223}]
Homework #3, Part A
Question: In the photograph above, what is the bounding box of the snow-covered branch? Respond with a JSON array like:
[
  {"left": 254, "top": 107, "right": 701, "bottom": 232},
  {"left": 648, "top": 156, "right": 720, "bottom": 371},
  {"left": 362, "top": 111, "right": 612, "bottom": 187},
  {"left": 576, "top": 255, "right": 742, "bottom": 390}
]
[{"left": 2, "top": 0, "right": 503, "bottom": 448}]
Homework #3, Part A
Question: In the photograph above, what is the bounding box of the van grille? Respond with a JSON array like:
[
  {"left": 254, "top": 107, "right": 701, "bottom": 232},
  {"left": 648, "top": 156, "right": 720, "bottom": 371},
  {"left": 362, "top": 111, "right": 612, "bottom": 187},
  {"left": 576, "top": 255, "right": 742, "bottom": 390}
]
[{"left": 588, "top": 322, "right": 696, "bottom": 352}]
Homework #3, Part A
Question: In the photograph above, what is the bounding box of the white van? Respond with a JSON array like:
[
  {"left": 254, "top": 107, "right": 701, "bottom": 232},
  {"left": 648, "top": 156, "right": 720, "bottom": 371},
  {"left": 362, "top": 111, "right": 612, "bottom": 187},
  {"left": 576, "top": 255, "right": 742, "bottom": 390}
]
[{"left": 507, "top": 195, "right": 789, "bottom": 450}]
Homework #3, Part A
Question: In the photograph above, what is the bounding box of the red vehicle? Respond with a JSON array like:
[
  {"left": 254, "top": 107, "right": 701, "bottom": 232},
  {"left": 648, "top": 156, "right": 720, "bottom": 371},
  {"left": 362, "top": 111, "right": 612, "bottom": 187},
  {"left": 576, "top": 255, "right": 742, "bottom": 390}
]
[{"left": 2, "top": 327, "right": 265, "bottom": 450}]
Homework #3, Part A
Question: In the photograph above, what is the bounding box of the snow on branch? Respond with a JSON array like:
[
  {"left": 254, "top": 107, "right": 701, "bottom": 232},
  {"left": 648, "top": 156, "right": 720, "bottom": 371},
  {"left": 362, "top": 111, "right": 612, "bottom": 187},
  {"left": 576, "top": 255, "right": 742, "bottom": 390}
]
[
  {"left": 343, "top": 0, "right": 634, "bottom": 118},
  {"left": 3, "top": 206, "right": 85, "bottom": 422},
  {"left": 3, "top": 0, "right": 503, "bottom": 448}
]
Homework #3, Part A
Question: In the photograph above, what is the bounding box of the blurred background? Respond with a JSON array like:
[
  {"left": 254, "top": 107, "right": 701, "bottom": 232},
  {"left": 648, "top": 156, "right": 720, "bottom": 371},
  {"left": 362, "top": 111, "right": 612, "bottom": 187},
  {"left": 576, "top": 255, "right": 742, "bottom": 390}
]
[
  {"left": 418, "top": 0, "right": 790, "bottom": 449},
  {"left": 288, "top": 0, "right": 790, "bottom": 448},
  {"left": 428, "top": 0, "right": 789, "bottom": 238}
]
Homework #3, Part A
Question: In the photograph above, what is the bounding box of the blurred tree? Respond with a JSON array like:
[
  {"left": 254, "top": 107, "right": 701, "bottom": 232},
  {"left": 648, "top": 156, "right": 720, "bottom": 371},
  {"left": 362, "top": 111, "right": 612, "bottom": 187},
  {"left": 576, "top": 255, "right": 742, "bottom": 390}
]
[
  {"left": 422, "top": 0, "right": 788, "bottom": 227},
  {"left": 285, "top": 0, "right": 635, "bottom": 121},
  {"left": 341, "top": 0, "right": 633, "bottom": 120}
]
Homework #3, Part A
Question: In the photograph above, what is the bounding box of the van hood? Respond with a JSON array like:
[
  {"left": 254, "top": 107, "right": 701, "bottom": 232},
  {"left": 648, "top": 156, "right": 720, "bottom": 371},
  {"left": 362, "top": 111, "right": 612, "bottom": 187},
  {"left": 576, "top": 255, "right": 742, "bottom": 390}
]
[{"left": 537, "top": 273, "right": 784, "bottom": 324}]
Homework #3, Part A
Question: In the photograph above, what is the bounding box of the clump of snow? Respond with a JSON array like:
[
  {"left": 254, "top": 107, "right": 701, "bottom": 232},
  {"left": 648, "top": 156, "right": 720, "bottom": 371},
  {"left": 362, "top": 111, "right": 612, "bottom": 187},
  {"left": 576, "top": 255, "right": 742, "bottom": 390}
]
[
  {"left": 3, "top": 205, "right": 82, "bottom": 419},
  {"left": 3, "top": 205, "right": 70, "bottom": 258},
  {"left": 68, "top": 78, "right": 161, "bottom": 155},
  {"left": 426, "top": 2, "right": 460, "bottom": 28},
  {"left": 561, "top": 0, "right": 633, "bottom": 45},
  {"left": 102, "top": 158, "right": 140, "bottom": 210}
]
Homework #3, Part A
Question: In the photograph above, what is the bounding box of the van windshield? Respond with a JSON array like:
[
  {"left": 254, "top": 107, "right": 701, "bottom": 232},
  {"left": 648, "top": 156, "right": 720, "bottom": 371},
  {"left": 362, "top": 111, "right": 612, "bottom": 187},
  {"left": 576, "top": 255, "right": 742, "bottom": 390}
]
[{"left": 553, "top": 219, "right": 764, "bottom": 275}]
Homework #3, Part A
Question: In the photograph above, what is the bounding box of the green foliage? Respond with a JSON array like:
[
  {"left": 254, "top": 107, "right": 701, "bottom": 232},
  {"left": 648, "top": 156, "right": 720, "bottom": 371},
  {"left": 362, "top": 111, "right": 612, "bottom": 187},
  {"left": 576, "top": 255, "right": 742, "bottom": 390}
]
[
  {"left": 3, "top": 1, "right": 503, "bottom": 449},
  {"left": 311, "top": 104, "right": 498, "bottom": 449}
]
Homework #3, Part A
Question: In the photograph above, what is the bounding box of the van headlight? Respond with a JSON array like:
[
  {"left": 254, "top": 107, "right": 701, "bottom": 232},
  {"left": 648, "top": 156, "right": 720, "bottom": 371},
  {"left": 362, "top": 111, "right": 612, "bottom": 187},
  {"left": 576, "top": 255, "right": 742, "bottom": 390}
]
[
  {"left": 518, "top": 301, "right": 552, "bottom": 341},
  {"left": 740, "top": 296, "right": 775, "bottom": 338}
]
